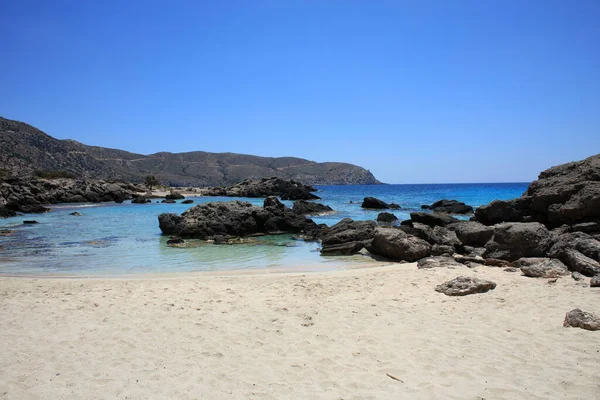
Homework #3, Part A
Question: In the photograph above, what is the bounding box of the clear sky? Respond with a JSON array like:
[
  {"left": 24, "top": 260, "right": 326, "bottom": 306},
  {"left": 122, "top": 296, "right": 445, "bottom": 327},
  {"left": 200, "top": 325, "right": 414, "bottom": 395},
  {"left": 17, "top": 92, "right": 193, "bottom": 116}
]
[{"left": 1, "top": 1, "right": 599, "bottom": 184}]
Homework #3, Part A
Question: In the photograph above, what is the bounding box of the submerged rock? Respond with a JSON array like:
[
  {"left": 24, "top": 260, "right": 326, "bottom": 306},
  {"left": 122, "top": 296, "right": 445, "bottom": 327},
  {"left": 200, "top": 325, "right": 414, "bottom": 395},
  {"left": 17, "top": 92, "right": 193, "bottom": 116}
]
[
  {"left": 181, "top": 199, "right": 194, "bottom": 204},
  {"left": 23, "top": 220, "right": 38, "bottom": 224},
  {"left": 563, "top": 309, "right": 600, "bottom": 331},
  {"left": 69, "top": 212, "right": 82, "bottom": 216},
  {"left": 435, "top": 276, "right": 496, "bottom": 296}
]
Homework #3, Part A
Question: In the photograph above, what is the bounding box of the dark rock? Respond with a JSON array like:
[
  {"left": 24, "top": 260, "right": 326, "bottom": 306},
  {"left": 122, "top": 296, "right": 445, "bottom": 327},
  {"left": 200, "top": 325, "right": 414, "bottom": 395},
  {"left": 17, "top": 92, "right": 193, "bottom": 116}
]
[
  {"left": 450, "top": 221, "right": 494, "bottom": 246},
  {"left": 563, "top": 309, "right": 600, "bottom": 331},
  {"left": 132, "top": 196, "right": 150, "bottom": 204},
  {"left": 181, "top": 199, "right": 194, "bottom": 204},
  {"left": 484, "top": 222, "right": 551, "bottom": 261},
  {"left": 401, "top": 223, "right": 461, "bottom": 248},
  {"left": 292, "top": 200, "right": 334, "bottom": 216},
  {"left": 452, "top": 254, "right": 485, "bottom": 265},
  {"left": 484, "top": 258, "right": 512, "bottom": 268},
  {"left": 361, "top": 197, "right": 392, "bottom": 209},
  {"left": 319, "top": 219, "right": 376, "bottom": 255},
  {"left": 591, "top": 275, "right": 600, "bottom": 287},
  {"left": 435, "top": 276, "right": 496, "bottom": 296},
  {"left": 0, "top": 207, "right": 17, "bottom": 218},
  {"left": 513, "top": 257, "right": 569, "bottom": 278},
  {"left": 417, "top": 256, "right": 465, "bottom": 269},
  {"left": 367, "top": 227, "right": 432, "bottom": 262},
  {"left": 559, "top": 250, "right": 600, "bottom": 277},
  {"left": 166, "top": 237, "right": 186, "bottom": 247},
  {"left": 263, "top": 196, "right": 284, "bottom": 209},
  {"left": 204, "top": 177, "right": 320, "bottom": 200},
  {"left": 431, "top": 244, "right": 455, "bottom": 256},
  {"left": 161, "top": 199, "right": 176, "bottom": 204},
  {"left": 572, "top": 271, "right": 585, "bottom": 281},
  {"left": 409, "top": 212, "right": 459, "bottom": 227},
  {"left": 377, "top": 212, "right": 398, "bottom": 223},
  {"left": 421, "top": 199, "right": 473, "bottom": 214},
  {"left": 389, "top": 203, "right": 401, "bottom": 210},
  {"left": 474, "top": 198, "right": 531, "bottom": 226},
  {"left": 158, "top": 200, "right": 318, "bottom": 240},
  {"left": 166, "top": 192, "right": 185, "bottom": 200},
  {"left": 23, "top": 220, "right": 38, "bottom": 224},
  {"left": 0, "top": 229, "right": 13, "bottom": 236},
  {"left": 69, "top": 212, "right": 82, "bottom": 216},
  {"left": 320, "top": 242, "right": 366, "bottom": 256},
  {"left": 571, "top": 221, "right": 600, "bottom": 234},
  {"left": 548, "top": 232, "right": 600, "bottom": 263}
]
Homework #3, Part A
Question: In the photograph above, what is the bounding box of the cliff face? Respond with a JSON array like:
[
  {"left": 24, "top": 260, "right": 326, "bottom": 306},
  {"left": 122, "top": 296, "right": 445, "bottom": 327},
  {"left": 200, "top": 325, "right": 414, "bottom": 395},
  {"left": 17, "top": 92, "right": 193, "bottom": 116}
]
[{"left": 0, "top": 117, "right": 381, "bottom": 186}]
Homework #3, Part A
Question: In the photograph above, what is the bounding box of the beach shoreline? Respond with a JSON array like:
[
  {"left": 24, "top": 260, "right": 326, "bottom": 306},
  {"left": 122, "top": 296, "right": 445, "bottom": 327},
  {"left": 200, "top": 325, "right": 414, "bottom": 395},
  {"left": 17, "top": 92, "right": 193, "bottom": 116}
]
[{"left": 1, "top": 263, "right": 598, "bottom": 399}]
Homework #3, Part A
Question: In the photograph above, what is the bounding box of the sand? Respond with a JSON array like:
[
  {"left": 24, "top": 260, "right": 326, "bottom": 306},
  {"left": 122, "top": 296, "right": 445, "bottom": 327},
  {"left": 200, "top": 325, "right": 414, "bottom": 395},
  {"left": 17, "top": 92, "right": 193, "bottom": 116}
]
[{"left": 1, "top": 264, "right": 599, "bottom": 399}]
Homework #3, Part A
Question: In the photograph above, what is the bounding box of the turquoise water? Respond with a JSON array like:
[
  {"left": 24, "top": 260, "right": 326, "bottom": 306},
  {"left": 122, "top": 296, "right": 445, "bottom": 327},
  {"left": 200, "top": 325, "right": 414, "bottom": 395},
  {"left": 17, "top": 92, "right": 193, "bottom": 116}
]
[{"left": 0, "top": 183, "right": 528, "bottom": 275}]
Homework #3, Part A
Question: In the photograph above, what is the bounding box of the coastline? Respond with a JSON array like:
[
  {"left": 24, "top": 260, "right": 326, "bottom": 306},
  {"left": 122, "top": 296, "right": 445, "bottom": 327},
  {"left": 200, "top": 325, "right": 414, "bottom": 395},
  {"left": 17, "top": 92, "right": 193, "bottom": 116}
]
[{"left": 1, "top": 263, "right": 598, "bottom": 399}]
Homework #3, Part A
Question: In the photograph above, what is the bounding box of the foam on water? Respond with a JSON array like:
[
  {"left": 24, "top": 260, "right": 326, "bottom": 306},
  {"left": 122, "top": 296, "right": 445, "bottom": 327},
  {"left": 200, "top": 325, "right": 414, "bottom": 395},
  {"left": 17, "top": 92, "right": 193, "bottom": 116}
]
[{"left": 0, "top": 183, "right": 528, "bottom": 275}]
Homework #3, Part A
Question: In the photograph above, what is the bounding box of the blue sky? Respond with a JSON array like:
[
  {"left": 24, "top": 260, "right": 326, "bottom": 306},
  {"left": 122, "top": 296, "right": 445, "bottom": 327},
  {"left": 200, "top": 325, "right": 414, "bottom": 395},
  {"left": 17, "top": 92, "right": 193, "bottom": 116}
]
[{"left": 1, "top": 1, "right": 599, "bottom": 183}]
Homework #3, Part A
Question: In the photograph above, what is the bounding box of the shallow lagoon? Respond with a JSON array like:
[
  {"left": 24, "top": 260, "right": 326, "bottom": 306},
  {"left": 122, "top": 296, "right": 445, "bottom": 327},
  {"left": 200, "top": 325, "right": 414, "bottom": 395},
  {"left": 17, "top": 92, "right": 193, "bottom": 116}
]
[{"left": 0, "top": 183, "right": 528, "bottom": 275}]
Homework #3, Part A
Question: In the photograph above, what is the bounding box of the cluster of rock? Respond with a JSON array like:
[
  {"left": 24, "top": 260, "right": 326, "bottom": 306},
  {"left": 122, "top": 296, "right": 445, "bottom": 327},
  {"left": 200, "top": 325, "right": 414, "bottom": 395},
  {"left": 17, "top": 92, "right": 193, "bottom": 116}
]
[
  {"left": 158, "top": 196, "right": 321, "bottom": 241},
  {"left": 202, "top": 177, "right": 320, "bottom": 200},
  {"left": 0, "top": 177, "right": 139, "bottom": 216},
  {"left": 319, "top": 154, "right": 600, "bottom": 286}
]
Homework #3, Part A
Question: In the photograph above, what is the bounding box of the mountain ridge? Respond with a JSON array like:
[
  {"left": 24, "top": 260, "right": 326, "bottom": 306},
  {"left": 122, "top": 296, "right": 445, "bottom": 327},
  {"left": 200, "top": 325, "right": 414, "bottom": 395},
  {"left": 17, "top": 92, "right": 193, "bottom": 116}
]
[{"left": 0, "top": 116, "right": 381, "bottom": 186}]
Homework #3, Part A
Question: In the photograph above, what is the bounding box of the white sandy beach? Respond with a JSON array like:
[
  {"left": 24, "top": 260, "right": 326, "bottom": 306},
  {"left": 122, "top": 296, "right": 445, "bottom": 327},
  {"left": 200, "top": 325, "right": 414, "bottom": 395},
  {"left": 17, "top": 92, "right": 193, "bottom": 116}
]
[{"left": 1, "top": 263, "right": 599, "bottom": 400}]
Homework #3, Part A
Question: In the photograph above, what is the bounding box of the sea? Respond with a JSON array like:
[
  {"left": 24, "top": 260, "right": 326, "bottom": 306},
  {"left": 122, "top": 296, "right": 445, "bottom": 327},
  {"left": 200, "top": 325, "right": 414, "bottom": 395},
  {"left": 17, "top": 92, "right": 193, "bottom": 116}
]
[{"left": 0, "top": 183, "right": 528, "bottom": 276}]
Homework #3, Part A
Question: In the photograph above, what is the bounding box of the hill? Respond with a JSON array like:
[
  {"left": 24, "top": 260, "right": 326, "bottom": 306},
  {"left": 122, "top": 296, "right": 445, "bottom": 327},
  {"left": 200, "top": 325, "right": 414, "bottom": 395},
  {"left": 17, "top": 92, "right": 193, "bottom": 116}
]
[{"left": 0, "top": 117, "right": 381, "bottom": 186}]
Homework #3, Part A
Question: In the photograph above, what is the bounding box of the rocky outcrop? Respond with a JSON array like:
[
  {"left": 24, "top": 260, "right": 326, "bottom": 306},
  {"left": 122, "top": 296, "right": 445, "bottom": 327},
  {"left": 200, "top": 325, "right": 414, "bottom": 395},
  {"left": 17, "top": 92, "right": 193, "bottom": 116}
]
[
  {"left": 563, "top": 309, "right": 600, "bottom": 331},
  {"left": 319, "top": 219, "right": 376, "bottom": 255},
  {"left": 0, "top": 177, "right": 137, "bottom": 214},
  {"left": 421, "top": 199, "right": 473, "bottom": 214},
  {"left": 158, "top": 197, "right": 318, "bottom": 240},
  {"left": 435, "top": 276, "right": 496, "bottom": 296},
  {"left": 203, "top": 177, "right": 320, "bottom": 200},
  {"left": 132, "top": 196, "right": 151, "bottom": 204},
  {"left": 548, "top": 232, "right": 600, "bottom": 276},
  {"left": 483, "top": 222, "right": 551, "bottom": 261},
  {"left": 361, "top": 197, "right": 400, "bottom": 210},
  {"left": 292, "top": 200, "right": 334, "bottom": 216},
  {"left": 367, "top": 227, "right": 432, "bottom": 262},
  {"left": 475, "top": 154, "right": 600, "bottom": 227}
]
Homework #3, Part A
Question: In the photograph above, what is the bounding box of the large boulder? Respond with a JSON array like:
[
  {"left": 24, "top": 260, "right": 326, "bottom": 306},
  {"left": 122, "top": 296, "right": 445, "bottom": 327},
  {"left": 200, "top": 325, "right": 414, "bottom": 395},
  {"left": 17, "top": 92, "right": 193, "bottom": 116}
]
[
  {"left": 434, "top": 276, "right": 496, "bottom": 296},
  {"left": 292, "top": 200, "right": 334, "bottom": 216},
  {"left": 421, "top": 199, "right": 473, "bottom": 214},
  {"left": 450, "top": 221, "right": 494, "bottom": 247},
  {"left": 474, "top": 197, "right": 532, "bottom": 226},
  {"left": 400, "top": 223, "right": 461, "bottom": 248},
  {"left": 158, "top": 198, "right": 318, "bottom": 240},
  {"left": 319, "top": 219, "right": 376, "bottom": 255},
  {"left": 513, "top": 257, "right": 570, "bottom": 278},
  {"left": 367, "top": 227, "right": 432, "bottom": 262},
  {"left": 563, "top": 309, "right": 600, "bottom": 331},
  {"left": 409, "top": 212, "right": 459, "bottom": 227},
  {"left": 377, "top": 212, "right": 398, "bottom": 223},
  {"left": 484, "top": 222, "right": 551, "bottom": 261},
  {"left": 166, "top": 192, "right": 185, "bottom": 200},
  {"left": 361, "top": 197, "right": 395, "bottom": 209},
  {"left": 548, "top": 232, "right": 600, "bottom": 276}
]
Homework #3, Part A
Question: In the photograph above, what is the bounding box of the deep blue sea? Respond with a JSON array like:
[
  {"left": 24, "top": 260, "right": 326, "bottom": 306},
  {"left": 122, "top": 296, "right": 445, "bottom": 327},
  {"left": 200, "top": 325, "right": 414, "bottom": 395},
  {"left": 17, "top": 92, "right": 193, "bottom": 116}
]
[{"left": 0, "top": 183, "right": 528, "bottom": 275}]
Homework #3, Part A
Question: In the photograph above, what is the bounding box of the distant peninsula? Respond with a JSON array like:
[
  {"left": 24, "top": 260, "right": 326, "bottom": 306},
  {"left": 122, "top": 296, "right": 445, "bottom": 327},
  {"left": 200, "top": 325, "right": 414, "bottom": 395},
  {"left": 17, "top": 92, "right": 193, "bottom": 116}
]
[{"left": 0, "top": 117, "right": 381, "bottom": 186}]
